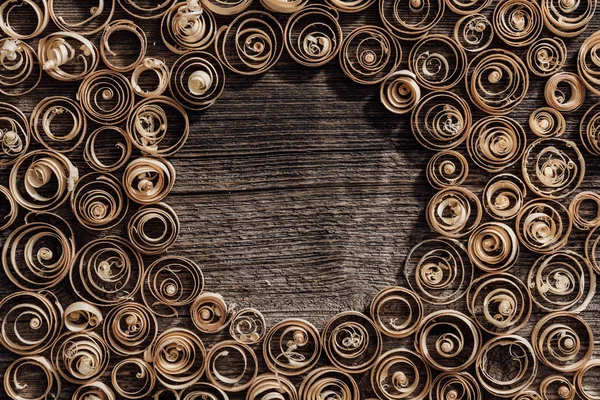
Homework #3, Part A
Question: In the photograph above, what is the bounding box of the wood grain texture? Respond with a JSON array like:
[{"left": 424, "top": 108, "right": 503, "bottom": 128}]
[{"left": 2, "top": 0, "right": 600, "bottom": 399}]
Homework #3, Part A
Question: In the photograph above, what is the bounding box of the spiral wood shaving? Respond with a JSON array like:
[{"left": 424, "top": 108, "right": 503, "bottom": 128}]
[
  {"left": 0, "top": 101, "right": 29, "bottom": 166},
  {"left": 0, "top": 290, "right": 63, "bottom": 355},
  {"left": 482, "top": 173, "right": 527, "bottom": 220},
  {"left": 2, "top": 212, "right": 75, "bottom": 290},
  {"left": 379, "top": 0, "right": 444, "bottom": 40},
  {"left": 426, "top": 149, "right": 468, "bottom": 189},
  {"left": 205, "top": 340, "right": 258, "bottom": 391},
  {"left": 532, "top": 311, "right": 594, "bottom": 372},
  {"left": 230, "top": 307, "right": 266, "bottom": 344},
  {"left": 215, "top": 11, "right": 283, "bottom": 75},
  {"left": 50, "top": 331, "right": 110, "bottom": 384},
  {"left": 415, "top": 310, "right": 480, "bottom": 372},
  {"left": 64, "top": 301, "right": 103, "bottom": 333},
  {"left": 169, "top": 51, "right": 225, "bottom": 110},
  {"left": 370, "top": 286, "right": 423, "bottom": 338},
  {"left": 430, "top": 372, "right": 481, "bottom": 400},
  {"left": 104, "top": 301, "right": 158, "bottom": 355},
  {"left": 493, "top": 0, "right": 543, "bottom": 47},
  {"left": 5, "top": 356, "right": 61, "bottom": 400},
  {"left": 145, "top": 327, "right": 206, "bottom": 389},
  {"left": 70, "top": 236, "right": 144, "bottom": 306},
  {"left": 128, "top": 202, "right": 180, "bottom": 254},
  {"left": 77, "top": 69, "right": 134, "bottom": 124},
  {"left": 161, "top": 1, "right": 217, "bottom": 54},
  {"left": 522, "top": 138, "right": 585, "bottom": 199},
  {"left": 544, "top": 72, "right": 586, "bottom": 112},
  {"left": 321, "top": 311, "right": 381, "bottom": 373},
  {"left": 71, "top": 172, "right": 129, "bottom": 231},
  {"left": 191, "top": 292, "right": 233, "bottom": 333},
  {"left": 143, "top": 256, "right": 204, "bottom": 317},
  {"left": 30, "top": 96, "right": 87, "bottom": 153},
  {"left": 541, "top": 0, "right": 596, "bottom": 37},
  {"left": 527, "top": 37, "right": 567, "bottom": 77},
  {"left": 73, "top": 381, "right": 116, "bottom": 400},
  {"left": 465, "top": 48, "right": 529, "bottom": 115},
  {"left": 408, "top": 35, "right": 466, "bottom": 90},
  {"left": 2, "top": 1, "right": 600, "bottom": 399},
  {"left": 454, "top": 14, "right": 494, "bottom": 52},
  {"left": 370, "top": 348, "right": 431, "bottom": 400},
  {"left": 467, "top": 221, "right": 519, "bottom": 272},
  {"left": 122, "top": 156, "right": 176, "bottom": 204},
  {"left": 299, "top": 366, "right": 359, "bottom": 400},
  {"left": 38, "top": 31, "right": 98, "bottom": 81},
  {"left": 112, "top": 358, "right": 156, "bottom": 399},
  {"left": 284, "top": 5, "right": 342, "bottom": 67},
  {"left": 246, "top": 373, "right": 297, "bottom": 400},
  {"left": 84, "top": 126, "right": 132, "bottom": 172},
  {"left": 529, "top": 107, "right": 566, "bottom": 138},
  {"left": 467, "top": 272, "right": 531, "bottom": 335},
  {"left": 127, "top": 95, "right": 189, "bottom": 154},
  {"left": 426, "top": 186, "right": 482, "bottom": 238},
  {"left": 0, "top": 0, "right": 49, "bottom": 40},
  {"left": 263, "top": 318, "right": 321, "bottom": 376},
  {"left": 467, "top": 115, "right": 526, "bottom": 172},
  {"left": 411, "top": 91, "right": 472, "bottom": 150},
  {"left": 475, "top": 335, "right": 538, "bottom": 397},
  {"left": 540, "top": 375, "right": 575, "bottom": 400},
  {"left": 100, "top": 19, "right": 147, "bottom": 72},
  {"left": 404, "top": 238, "right": 472, "bottom": 304},
  {"left": 0, "top": 38, "right": 42, "bottom": 96},
  {"left": 527, "top": 250, "right": 596, "bottom": 312}
]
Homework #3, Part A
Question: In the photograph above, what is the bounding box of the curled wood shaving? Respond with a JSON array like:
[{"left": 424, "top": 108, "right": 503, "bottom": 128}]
[
  {"left": 31, "top": 96, "right": 87, "bottom": 153},
  {"left": 64, "top": 301, "right": 103, "bottom": 333},
  {"left": 161, "top": 1, "right": 216, "bottom": 54},
  {"left": 408, "top": 34, "right": 466, "bottom": 91},
  {"left": 69, "top": 236, "right": 144, "bottom": 307},
  {"left": 404, "top": 238, "right": 472, "bottom": 304},
  {"left": 299, "top": 366, "right": 359, "bottom": 400},
  {"left": 263, "top": 318, "right": 321, "bottom": 376},
  {"left": 0, "top": 0, "right": 49, "bottom": 39},
  {"left": 206, "top": 340, "right": 258, "bottom": 391},
  {"left": 0, "top": 38, "right": 42, "bottom": 96},
  {"left": 5, "top": 356, "right": 61, "bottom": 400},
  {"left": 229, "top": 307, "right": 266, "bottom": 345},
  {"left": 2, "top": 212, "right": 75, "bottom": 290},
  {"left": 544, "top": 72, "right": 586, "bottom": 112},
  {"left": 49, "top": 0, "right": 115, "bottom": 36},
  {"left": 467, "top": 272, "right": 532, "bottom": 335},
  {"left": 101, "top": 19, "right": 147, "bottom": 72},
  {"left": 380, "top": 70, "right": 421, "bottom": 115},
  {"left": 284, "top": 5, "right": 342, "bottom": 67},
  {"left": 527, "top": 250, "right": 596, "bottom": 312},
  {"left": 132, "top": 57, "right": 171, "bottom": 98},
  {"left": 529, "top": 107, "right": 566, "bottom": 138},
  {"left": 370, "top": 286, "right": 423, "bottom": 338},
  {"left": 142, "top": 256, "right": 204, "bottom": 317},
  {"left": 77, "top": 69, "right": 134, "bottom": 124},
  {"left": 475, "top": 335, "right": 538, "bottom": 397},
  {"left": 128, "top": 202, "right": 180, "bottom": 255},
  {"left": 527, "top": 37, "right": 567, "bottom": 77},
  {"left": 84, "top": 126, "right": 132, "bottom": 172},
  {"left": 379, "top": 0, "right": 444, "bottom": 40},
  {"left": 169, "top": 51, "right": 225, "bottom": 110},
  {"left": 321, "top": 311, "right": 382, "bottom": 373},
  {"left": 214, "top": 11, "right": 283, "bottom": 75},
  {"left": 339, "top": 25, "right": 401, "bottom": 85},
  {"left": 190, "top": 291, "right": 233, "bottom": 333},
  {"left": 145, "top": 327, "right": 206, "bottom": 389},
  {"left": 0, "top": 290, "right": 63, "bottom": 355},
  {"left": 415, "top": 309, "right": 480, "bottom": 372},
  {"left": 370, "top": 348, "right": 430, "bottom": 400},
  {"left": 122, "top": 156, "right": 176, "bottom": 204},
  {"left": 454, "top": 13, "right": 494, "bottom": 52},
  {"left": 112, "top": 358, "right": 156, "bottom": 399},
  {"left": 493, "top": 0, "right": 543, "bottom": 47},
  {"left": 38, "top": 32, "right": 98, "bottom": 81},
  {"left": 50, "top": 331, "right": 110, "bottom": 384},
  {"left": 532, "top": 311, "right": 594, "bottom": 372},
  {"left": 482, "top": 173, "right": 527, "bottom": 220}
]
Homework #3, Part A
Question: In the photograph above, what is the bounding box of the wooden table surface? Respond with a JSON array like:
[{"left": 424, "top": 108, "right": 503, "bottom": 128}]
[{"left": 2, "top": 1, "right": 600, "bottom": 399}]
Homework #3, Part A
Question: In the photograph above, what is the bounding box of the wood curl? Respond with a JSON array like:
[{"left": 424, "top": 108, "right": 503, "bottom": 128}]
[
  {"left": 77, "top": 69, "right": 134, "bottom": 124},
  {"left": 0, "top": 38, "right": 42, "bottom": 96},
  {"left": 467, "top": 221, "right": 519, "bottom": 272},
  {"left": 112, "top": 358, "right": 156, "bottom": 399},
  {"left": 206, "top": 340, "right": 258, "bottom": 392},
  {"left": 493, "top": 0, "right": 543, "bottom": 47},
  {"left": 380, "top": 70, "right": 421, "bottom": 115},
  {"left": 482, "top": 173, "right": 527, "bottom": 220},
  {"left": 544, "top": 72, "right": 586, "bottom": 112},
  {"left": 100, "top": 19, "right": 147, "bottom": 73},
  {"left": 408, "top": 34, "right": 466, "bottom": 91},
  {"left": 30, "top": 96, "right": 87, "bottom": 153},
  {"left": 5, "top": 356, "right": 61, "bottom": 400},
  {"left": 404, "top": 238, "right": 472, "bottom": 304},
  {"left": 284, "top": 5, "right": 342, "bottom": 68},
  {"left": 527, "top": 37, "right": 567, "bottom": 77},
  {"left": 426, "top": 150, "right": 468, "bottom": 189},
  {"left": 48, "top": 0, "right": 115, "bottom": 36},
  {"left": 229, "top": 307, "right": 266, "bottom": 345},
  {"left": 38, "top": 32, "right": 98, "bottom": 81},
  {"left": 128, "top": 202, "right": 180, "bottom": 255},
  {"left": 161, "top": 1, "right": 217, "bottom": 54},
  {"left": 370, "top": 286, "right": 423, "bottom": 338},
  {"left": 529, "top": 107, "right": 566, "bottom": 138},
  {"left": 426, "top": 186, "right": 482, "bottom": 238},
  {"left": 169, "top": 51, "right": 225, "bottom": 110},
  {"left": 190, "top": 291, "right": 233, "bottom": 333},
  {"left": 379, "top": 0, "right": 444, "bottom": 40},
  {"left": 0, "top": 0, "right": 49, "bottom": 40},
  {"left": 50, "top": 331, "right": 110, "bottom": 384},
  {"left": 122, "top": 156, "right": 176, "bottom": 204},
  {"left": 299, "top": 366, "right": 359, "bottom": 400},
  {"left": 370, "top": 348, "right": 431, "bottom": 400},
  {"left": 142, "top": 256, "right": 204, "bottom": 317},
  {"left": 454, "top": 14, "right": 494, "bottom": 52}
]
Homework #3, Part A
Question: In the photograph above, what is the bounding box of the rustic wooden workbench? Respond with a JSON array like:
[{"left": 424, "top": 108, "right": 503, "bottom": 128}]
[{"left": 2, "top": 1, "right": 600, "bottom": 398}]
